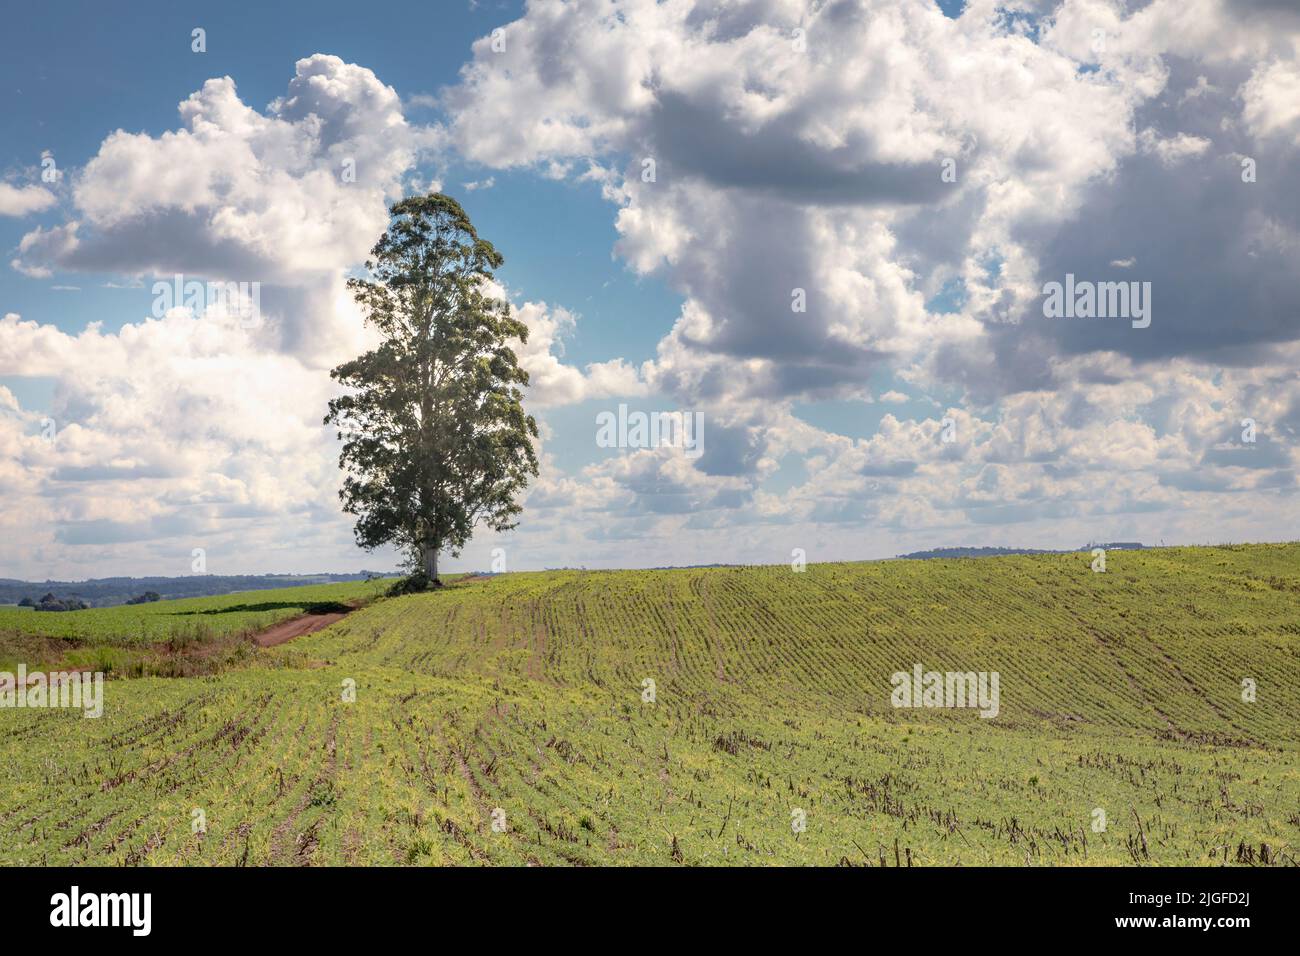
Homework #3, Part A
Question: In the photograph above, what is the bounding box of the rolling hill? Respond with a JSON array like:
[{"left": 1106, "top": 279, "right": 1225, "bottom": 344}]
[{"left": 1, "top": 543, "right": 1296, "bottom": 866}]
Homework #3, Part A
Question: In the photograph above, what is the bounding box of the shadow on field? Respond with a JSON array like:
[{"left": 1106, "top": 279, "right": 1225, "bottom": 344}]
[{"left": 169, "top": 601, "right": 353, "bottom": 617}]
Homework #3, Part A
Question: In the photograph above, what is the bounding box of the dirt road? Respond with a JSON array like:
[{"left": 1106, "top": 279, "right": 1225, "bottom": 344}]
[{"left": 254, "top": 609, "right": 351, "bottom": 647}]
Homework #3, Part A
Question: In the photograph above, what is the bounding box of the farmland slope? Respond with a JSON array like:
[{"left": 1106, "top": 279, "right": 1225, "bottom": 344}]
[{"left": 1, "top": 544, "right": 1296, "bottom": 866}]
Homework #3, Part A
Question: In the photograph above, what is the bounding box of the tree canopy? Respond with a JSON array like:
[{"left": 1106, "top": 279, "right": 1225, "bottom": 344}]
[{"left": 325, "top": 194, "right": 539, "bottom": 584}]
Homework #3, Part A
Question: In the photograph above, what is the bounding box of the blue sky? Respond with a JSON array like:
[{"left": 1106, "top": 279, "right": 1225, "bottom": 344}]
[
  {"left": 1, "top": 0, "right": 1298, "bottom": 579},
  {"left": 0, "top": 0, "right": 692, "bottom": 502},
  {"left": 0, "top": 0, "right": 677, "bottom": 372}
]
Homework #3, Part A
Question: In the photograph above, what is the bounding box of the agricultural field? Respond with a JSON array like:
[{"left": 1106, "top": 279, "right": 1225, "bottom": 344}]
[
  {"left": 0, "top": 579, "right": 390, "bottom": 677},
  {"left": 0, "top": 544, "right": 1297, "bottom": 866},
  {"left": 0, "top": 580, "right": 389, "bottom": 645}
]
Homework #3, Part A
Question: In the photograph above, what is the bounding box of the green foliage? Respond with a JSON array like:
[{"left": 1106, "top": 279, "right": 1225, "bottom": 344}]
[
  {"left": 386, "top": 571, "right": 431, "bottom": 596},
  {"left": 325, "top": 194, "right": 539, "bottom": 582},
  {"left": 1, "top": 544, "right": 1297, "bottom": 866},
  {"left": 33, "top": 592, "right": 90, "bottom": 612}
]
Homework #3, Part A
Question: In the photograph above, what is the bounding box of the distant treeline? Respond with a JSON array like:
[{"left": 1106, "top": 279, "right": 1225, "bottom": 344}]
[
  {"left": 897, "top": 543, "right": 1147, "bottom": 560},
  {"left": 0, "top": 572, "right": 391, "bottom": 609},
  {"left": 20, "top": 592, "right": 91, "bottom": 612}
]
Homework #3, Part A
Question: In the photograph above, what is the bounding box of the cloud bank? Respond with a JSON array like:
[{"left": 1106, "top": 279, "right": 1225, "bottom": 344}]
[{"left": 3, "top": 2, "right": 1298, "bottom": 577}]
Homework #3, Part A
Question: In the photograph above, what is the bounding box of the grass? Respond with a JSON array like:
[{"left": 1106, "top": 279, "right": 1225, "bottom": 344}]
[
  {"left": 0, "top": 580, "right": 390, "bottom": 663},
  {"left": 0, "top": 579, "right": 394, "bottom": 680},
  {"left": 0, "top": 545, "right": 1296, "bottom": 866}
]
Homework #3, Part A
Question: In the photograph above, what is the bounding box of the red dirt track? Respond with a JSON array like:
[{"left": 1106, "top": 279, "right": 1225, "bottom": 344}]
[{"left": 254, "top": 609, "right": 351, "bottom": 647}]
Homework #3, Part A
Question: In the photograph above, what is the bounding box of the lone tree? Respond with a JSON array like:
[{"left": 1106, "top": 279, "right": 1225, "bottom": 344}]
[{"left": 325, "top": 194, "right": 538, "bottom": 585}]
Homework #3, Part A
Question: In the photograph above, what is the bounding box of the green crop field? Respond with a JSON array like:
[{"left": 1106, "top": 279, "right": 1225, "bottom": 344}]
[
  {"left": 0, "top": 579, "right": 393, "bottom": 680},
  {"left": 0, "top": 544, "right": 1296, "bottom": 866},
  {"left": 0, "top": 580, "right": 388, "bottom": 646}
]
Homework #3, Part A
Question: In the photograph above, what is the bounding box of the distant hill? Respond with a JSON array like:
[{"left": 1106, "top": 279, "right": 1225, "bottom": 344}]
[
  {"left": 897, "top": 543, "right": 1146, "bottom": 560},
  {"left": 0, "top": 571, "right": 394, "bottom": 608}
]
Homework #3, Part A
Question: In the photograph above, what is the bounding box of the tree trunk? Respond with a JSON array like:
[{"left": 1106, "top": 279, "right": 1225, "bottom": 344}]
[{"left": 423, "top": 540, "right": 440, "bottom": 587}]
